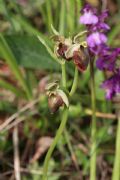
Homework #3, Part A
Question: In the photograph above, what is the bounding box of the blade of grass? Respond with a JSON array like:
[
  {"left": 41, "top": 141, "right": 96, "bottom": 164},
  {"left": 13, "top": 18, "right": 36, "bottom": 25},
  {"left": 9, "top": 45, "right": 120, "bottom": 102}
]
[
  {"left": 46, "top": 0, "right": 53, "bottom": 33},
  {"left": 64, "top": 128, "right": 79, "bottom": 170},
  {"left": 14, "top": 16, "right": 45, "bottom": 37},
  {"left": 112, "top": 111, "right": 120, "bottom": 180},
  {"left": 108, "top": 24, "right": 120, "bottom": 45},
  {"left": 39, "top": 3, "right": 48, "bottom": 26},
  {"left": 76, "top": 0, "right": 83, "bottom": 31},
  {"left": 1, "top": 0, "right": 16, "bottom": 31},
  {"left": 0, "top": 34, "right": 32, "bottom": 100},
  {"left": 90, "top": 59, "right": 97, "bottom": 180},
  {"left": 14, "top": 16, "right": 53, "bottom": 48},
  {"left": 59, "top": 0, "right": 65, "bottom": 35},
  {"left": 65, "top": 0, "right": 75, "bottom": 34},
  {"left": 12, "top": 0, "right": 24, "bottom": 17},
  {"left": 53, "top": 0, "right": 60, "bottom": 30},
  {"left": 0, "top": 78, "right": 26, "bottom": 98},
  {"left": 25, "top": 69, "right": 37, "bottom": 96}
]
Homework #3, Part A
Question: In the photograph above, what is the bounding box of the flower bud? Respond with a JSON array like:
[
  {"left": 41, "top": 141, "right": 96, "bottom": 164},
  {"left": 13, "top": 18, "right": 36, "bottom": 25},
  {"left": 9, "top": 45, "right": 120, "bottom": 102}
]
[
  {"left": 46, "top": 82, "right": 69, "bottom": 113},
  {"left": 48, "top": 94, "right": 64, "bottom": 113},
  {"left": 73, "top": 46, "right": 90, "bottom": 72}
]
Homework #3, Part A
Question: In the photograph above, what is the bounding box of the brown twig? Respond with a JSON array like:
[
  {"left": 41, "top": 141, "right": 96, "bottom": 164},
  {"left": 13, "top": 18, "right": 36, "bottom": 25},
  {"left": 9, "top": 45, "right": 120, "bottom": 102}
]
[
  {"left": 0, "top": 99, "right": 39, "bottom": 132},
  {"left": 13, "top": 126, "right": 21, "bottom": 180},
  {"left": 0, "top": 167, "right": 71, "bottom": 177},
  {"left": 85, "top": 109, "right": 116, "bottom": 119},
  {"left": 1, "top": 110, "right": 37, "bottom": 133}
]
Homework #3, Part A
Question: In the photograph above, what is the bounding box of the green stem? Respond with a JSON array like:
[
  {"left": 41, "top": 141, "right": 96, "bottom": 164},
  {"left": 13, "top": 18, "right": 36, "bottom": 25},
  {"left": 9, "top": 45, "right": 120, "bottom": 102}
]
[
  {"left": 69, "top": 67, "right": 78, "bottom": 96},
  {"left": 90, "top": 60, "right": 97, "bottom": 180},
  {"left": 112, "top": 111, "right": 120, "bottom": 180},
  {"left": 61, "top": 63, "right": 67, "bottom": 88},
  {"left": 64, "top": 128, "right": 79, "bottom": 170},
  {"left": 42, "top": 61, "right": 68, "bottom": 180},
  {"left": 42, "top": 108, "right": 68, "bottom": 180}
]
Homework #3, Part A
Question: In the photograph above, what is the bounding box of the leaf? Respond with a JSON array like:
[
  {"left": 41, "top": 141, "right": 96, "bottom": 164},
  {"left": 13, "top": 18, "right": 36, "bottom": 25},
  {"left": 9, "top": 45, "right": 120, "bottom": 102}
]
[
  {"left": 116, "top": 58, "right": 120, "bottom": 69},
  {"left": 0, "top": 35, "right": 74, "bottom": 74},
  {"left": 0, "top": 34, "right": 32, "bottom": 99},
  {"left": 1, "top": 35, "right": 60, "bottom": 71},
  {"left": 51, "top": 24, "right": 59, "bottom": 35},
  {"left": 37, "top": 35, "right": 62, "bottom": 64},
  {"left": 0, "top": 78, "right": 25, "bottom": 98},
  {"left": 0, "top": 100, "right": 16, "bottom": 113}
]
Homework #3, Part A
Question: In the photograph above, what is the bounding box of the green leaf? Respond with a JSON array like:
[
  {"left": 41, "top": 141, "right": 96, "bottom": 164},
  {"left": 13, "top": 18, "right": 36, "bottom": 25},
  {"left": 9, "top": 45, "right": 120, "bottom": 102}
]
[
  {"left": 116, "top": 58, "right": 120, "bottom": 69},
  {"left": 0, "top": 34, "right": 32, "bottom": 99},
  {"left": 0, "top": 78, "right": 25, "bottom": 98},
  {"left": 2, "top": 35, "right": 60, "bottom": 71},
  {"left": 0, "top": 100, "right": 16, "bottom": 113}
]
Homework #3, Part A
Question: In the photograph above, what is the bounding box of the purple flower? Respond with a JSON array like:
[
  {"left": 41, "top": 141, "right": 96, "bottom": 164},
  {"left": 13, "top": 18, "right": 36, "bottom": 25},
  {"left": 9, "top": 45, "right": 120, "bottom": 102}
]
[
  {"left": 101, "top": 71, "right": 120, "bottom": 99},
  {"left": 80, "top": 3, "right": 120, "bottom": 101},
  {"left": 96, "top": 10, "right": 110, "bottom": 31},
  {"left": 96, "top": 47, "right": 120, "bottom": 71},
  {"left": 80, "top": 4, "right": 110, "bottom": 55},
  {"left": 88, "top": 11, "right": 110, "bottom": 32},
  {"left": 80, "top": 4, "right": 98, "bottom": 25},
  {"left": 87, "top": 32, "right": 107, "bottom": 48}
]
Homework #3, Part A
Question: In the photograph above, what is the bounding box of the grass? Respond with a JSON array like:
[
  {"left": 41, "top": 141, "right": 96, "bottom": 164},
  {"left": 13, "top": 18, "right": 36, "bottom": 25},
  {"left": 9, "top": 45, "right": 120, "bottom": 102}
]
[{"left": 0, "top": 0, "right": 120, "bottom": 179}]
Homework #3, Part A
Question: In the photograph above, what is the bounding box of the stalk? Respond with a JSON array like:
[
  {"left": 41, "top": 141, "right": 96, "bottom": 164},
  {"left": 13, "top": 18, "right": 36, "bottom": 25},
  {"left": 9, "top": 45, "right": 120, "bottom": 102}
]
[
  {"left": 61, "top": 63, "right": 67, "bottom": 88},
  {"left": 90, "top": 59, "right": 97, "bottom": 180},
  {"left": 42, "top": 108, "right": 68, "bottom": 180},
  {"left": 42, "top": 1, "right": 79, "bottom": 178},
  {"left": 42, "top": 57, "right": 68, "bottom": 179},
  {"left": 69, "top": 67, "right": 78, "bottom": 96},
  {"left": 112, "top": 110, "right": 120, "bottom": 180}
]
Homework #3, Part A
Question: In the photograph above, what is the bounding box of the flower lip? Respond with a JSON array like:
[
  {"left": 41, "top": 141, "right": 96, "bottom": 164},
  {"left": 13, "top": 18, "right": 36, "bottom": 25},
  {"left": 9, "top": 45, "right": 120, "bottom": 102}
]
[
  {"left": 94, "top": 10, "right": 110, "bottom": 31},
  {"left": 101, "top": 71, "right": 120, "bottom": 99},
  {"left": 80, "top": 4, "right": 98, "bottom": 25},
  {"left": 96, "top": 47, "right": 120, "bottom": 71},
  {"left": 80, "top": 11, "right": 98, "bottom": 25},
  {"left": 99, "top": 10, "right": 109, "bottom": 22},
  {"left": 80, "top": 4, "right": 110, "bottom": 55},
  {"left": 87, "top": 32, "right": 107, "bottom": 48}
]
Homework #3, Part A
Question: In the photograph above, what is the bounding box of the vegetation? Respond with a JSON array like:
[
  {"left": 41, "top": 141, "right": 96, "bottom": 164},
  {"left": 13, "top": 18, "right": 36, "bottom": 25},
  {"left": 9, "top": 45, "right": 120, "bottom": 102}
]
[{"left": 0, "top": 0, "right": 120, "bottom": 179}]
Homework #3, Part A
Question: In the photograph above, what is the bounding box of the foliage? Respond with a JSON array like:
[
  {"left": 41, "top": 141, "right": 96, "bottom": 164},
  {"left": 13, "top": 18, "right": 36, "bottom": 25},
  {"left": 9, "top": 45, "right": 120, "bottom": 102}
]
[{"left": 0, "top": 0, "right": 120, "bottom": 179}]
